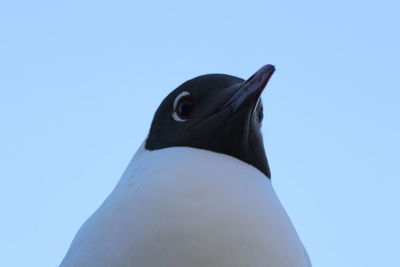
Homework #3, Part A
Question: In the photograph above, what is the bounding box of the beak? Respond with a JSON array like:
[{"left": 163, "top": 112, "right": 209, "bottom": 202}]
[{"left": 222, "top": 64, "right": 275, "bottom": 113}]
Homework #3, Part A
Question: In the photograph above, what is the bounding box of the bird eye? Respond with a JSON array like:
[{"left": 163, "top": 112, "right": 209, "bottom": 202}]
[
  {"left": 172, "top": 91, "right": 195, "bottom": 122},
  {"left": 258, "top": 107, "right": 264, "bottom": 127}
]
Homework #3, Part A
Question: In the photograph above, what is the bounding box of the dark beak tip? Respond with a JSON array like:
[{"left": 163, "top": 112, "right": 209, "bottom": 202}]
[
  {"left": 251, "top": 64, "right": 276, "bottom": 91},
  {"left": 223, "top": 64, "right": 276, "bottom": 112},
  {"left": 262, "top": 64, "right": 276, "bottom": 72},
  {"left": 259, "top": 64, "right": 276, "bottom": 79}
]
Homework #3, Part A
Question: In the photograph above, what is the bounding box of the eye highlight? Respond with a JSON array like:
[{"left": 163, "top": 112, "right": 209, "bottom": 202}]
[{"left": 172, "top": 91, "right": 195, "bottom": 122}]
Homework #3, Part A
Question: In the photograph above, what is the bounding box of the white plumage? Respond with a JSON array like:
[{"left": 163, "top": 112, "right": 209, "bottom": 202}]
[{"left": 61, "top": 145, "right": 310, "bottom": 267}]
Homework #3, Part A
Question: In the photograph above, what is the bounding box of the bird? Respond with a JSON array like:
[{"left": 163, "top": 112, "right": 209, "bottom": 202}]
[{"left": 60, "top": 65, "right": 311, "bottom": 267}]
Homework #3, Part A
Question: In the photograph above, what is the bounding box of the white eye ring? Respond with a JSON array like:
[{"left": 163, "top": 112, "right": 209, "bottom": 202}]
[{"left": 172, "top": 91, "right": 191, "bottom": 122}]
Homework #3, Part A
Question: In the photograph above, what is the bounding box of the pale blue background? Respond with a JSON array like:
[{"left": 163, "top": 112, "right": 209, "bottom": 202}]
[{"left": 1, "top": 1, "right": 399, "bottom": 266}]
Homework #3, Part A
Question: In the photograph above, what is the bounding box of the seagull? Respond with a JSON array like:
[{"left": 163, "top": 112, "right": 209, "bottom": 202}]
[{"left": 61, "top": 65, "right": 311, "bottom": 267}]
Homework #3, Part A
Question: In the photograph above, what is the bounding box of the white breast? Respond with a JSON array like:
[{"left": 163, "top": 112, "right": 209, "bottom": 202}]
[{"left": 61, "top": 145, "right": 311, "bottom": 267}]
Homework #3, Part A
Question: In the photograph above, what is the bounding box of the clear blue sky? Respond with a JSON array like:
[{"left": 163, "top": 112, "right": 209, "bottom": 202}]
[{"left": 0, "top": 1, "right": 399, "bottom": 266}]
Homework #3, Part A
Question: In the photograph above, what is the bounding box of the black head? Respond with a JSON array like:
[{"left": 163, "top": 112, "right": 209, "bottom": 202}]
[{"left": 146, "top": 65, "right": 275, "bottom": 178}]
